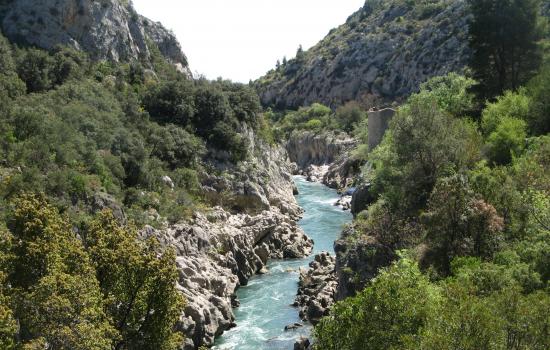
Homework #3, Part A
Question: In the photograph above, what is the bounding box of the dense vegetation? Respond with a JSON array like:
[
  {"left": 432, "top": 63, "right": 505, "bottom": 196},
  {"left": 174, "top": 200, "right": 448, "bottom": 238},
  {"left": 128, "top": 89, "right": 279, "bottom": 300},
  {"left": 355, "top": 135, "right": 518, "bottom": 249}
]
[
  {"left": 0, "top": 32, "right": 267, "bottom": 227},
  {"left": 0, "top": 22, "right": 268, "bottom": 347},
  {"left": 313, "top": 1, "right": 550, "bottom": 348},
  {"left": 268, "top": 100, "right": 368, "bottom": 141}
]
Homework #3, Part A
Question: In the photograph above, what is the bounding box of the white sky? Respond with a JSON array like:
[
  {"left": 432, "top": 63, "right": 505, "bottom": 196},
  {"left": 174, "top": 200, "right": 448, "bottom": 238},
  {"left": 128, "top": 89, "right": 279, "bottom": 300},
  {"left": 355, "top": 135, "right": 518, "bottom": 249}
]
[{"left": 132, "top": 0, "right": 365, "bottom": 83}]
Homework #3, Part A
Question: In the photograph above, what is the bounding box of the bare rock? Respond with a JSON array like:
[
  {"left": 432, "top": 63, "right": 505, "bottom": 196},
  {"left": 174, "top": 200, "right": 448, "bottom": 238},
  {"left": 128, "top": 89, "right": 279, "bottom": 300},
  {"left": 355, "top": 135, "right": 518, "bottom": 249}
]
[
  {"left": 2, "top": 0, "right": 190, "bottom": 74},
  {"left": 295, "top": 252, "right": 338, "bottom": 325},
  {"left": 144, "top": 207, "right": 313, "bottom": 348}
]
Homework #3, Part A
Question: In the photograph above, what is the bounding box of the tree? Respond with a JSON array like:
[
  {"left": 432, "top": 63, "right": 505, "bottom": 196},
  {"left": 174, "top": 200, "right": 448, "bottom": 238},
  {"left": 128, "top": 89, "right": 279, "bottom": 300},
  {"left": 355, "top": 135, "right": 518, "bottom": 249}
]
[
  {"left": 314, "top": 258, "right": 438, "bottom": 350},
  {"left": 468, "top": 0, "right": 544, "bottom": 99},
  {"left": 0, "top": 230, "right": 17, "bottom": 349},
  {"left": 369, "top": 91, "right": 482, "bottom": 212},
  {"left": 421, "top": 175, "right": 504, "bottom": 275},
  {"left": 527, "top": 64, "right": 550, "bottom": 135},
  {"left": 85, "top": 211, "right": 184, "bottom": 350},
  {"left": 5, "top": 194, "right": 115, "bottom": 349},
  {"left": 335, "top": 101, "right": 366, "bottom": 133},
  {"left": 485, "top": 117, "right": 528, "bottom": 165}
]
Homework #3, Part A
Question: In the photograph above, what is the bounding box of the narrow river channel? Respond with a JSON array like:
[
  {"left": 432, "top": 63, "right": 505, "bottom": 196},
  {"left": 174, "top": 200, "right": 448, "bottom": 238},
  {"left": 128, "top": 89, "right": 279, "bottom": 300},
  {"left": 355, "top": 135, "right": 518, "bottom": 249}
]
[{"left": 214, "top": 176, "right": 352, "bottom": 349}]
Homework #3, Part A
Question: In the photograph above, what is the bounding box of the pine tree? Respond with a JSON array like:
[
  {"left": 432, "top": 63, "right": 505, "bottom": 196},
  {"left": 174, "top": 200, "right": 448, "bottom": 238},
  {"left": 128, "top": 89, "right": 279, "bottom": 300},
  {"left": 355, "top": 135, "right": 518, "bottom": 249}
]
[{"left": 468, "top": 0, "right": 544, "bottom": 99}]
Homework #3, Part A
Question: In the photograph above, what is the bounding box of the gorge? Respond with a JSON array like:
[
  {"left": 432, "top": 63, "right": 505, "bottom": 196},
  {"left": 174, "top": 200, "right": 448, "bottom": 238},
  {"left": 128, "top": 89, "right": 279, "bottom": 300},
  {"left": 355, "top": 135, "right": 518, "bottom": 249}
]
[
  {"left": 0, "top": 1, "right": 548, "bottom": 350},
  {"left": 214, "top": 176, "right": 352, "bottom": 349}
]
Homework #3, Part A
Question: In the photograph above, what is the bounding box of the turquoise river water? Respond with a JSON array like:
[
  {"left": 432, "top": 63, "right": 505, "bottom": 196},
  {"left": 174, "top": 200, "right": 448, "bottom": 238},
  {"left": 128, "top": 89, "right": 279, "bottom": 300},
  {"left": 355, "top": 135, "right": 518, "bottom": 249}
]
[{"left": 213, "top": 176, "right": 352, "bottom": 349}]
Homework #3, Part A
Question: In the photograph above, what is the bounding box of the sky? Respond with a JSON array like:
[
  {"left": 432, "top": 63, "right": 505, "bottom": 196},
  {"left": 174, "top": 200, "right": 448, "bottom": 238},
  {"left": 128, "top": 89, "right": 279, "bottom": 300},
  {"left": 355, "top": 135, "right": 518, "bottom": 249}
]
[{"left": 132, "top": 0, "right": 365, "bottom": 83}]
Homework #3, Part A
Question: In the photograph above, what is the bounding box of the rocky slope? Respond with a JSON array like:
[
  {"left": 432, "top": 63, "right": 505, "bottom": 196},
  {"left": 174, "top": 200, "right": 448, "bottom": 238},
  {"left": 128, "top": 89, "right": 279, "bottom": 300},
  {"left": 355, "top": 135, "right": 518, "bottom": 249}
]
[
  {"left": 295, "top": 252, "right": 338, "bottom": 325},
  {"left": 255, "top": 0, "right": 470, "bottom": 109},
  {"left": 1, "top": 0, "right": 190, "bottom": 74}
]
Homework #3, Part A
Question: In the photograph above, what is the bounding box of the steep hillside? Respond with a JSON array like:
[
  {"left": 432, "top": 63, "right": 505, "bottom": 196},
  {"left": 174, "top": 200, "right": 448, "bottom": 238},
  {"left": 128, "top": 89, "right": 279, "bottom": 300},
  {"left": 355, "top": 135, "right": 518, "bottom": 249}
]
[
  {"left": 255, "top": 0, "right": 471, "bottom": 109},
  {"left": 0, "top": 0, "right": 190, "bottom": 74}
]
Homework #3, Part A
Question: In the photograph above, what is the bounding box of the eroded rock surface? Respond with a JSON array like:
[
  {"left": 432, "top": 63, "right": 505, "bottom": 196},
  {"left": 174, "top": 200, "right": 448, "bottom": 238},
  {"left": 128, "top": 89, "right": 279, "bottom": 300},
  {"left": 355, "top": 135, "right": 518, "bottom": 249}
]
[
  {"left": 287, "top": 131, "right": 359, "bottom": 191},
  {"left": 2, "top": 0, "right": 190, "bottom": 74},
  {"left": 295, "top": 252, "right": 338, "bottom": 325},
  {"left": 255, "top": 0, "right": 470, "bottom": 108},
  {"left": 144, "top": 207, "right": 313, "bottom": 349}
]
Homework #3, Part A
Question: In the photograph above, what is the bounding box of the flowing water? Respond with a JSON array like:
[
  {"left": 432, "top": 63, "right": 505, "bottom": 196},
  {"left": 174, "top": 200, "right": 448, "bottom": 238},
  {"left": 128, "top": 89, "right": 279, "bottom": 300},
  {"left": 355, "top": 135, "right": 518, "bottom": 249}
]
[{"left": 213, "top": 176, "right": 352, "bottom": 350}]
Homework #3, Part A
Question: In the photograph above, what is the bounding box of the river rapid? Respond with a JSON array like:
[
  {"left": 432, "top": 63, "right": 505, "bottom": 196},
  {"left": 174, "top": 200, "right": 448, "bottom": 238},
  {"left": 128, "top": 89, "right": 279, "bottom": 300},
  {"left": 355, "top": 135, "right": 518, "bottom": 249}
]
[{"left": 214, "top": 176, "right": 352, "bottom": 349}]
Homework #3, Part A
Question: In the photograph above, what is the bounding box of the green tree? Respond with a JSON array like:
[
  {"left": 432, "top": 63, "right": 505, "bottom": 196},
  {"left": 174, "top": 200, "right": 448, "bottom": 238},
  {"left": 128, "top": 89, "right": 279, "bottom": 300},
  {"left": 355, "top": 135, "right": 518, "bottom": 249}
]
[
  {"left": 314, "top": 258, "right": 439, "bottom": 350},
  {"left": 527, "top": 64, "right": 550, "bottom": 134},
  {"left": 6, "top": 194, "right": 115, "bottom": 349},
  {"left": 369, "top": 92, "right": 482, "bottom": 212},
  {"left": 0, "top": 230, "right": 16, "bottom": 349},
  {"left": 85, "top": 211, "right": 185, "bottom": 350},
  {"left": 481, "top": 89, "right": 531, "bottom": 135},
  {"left": 421, "top": 175, "right": 504, "bottom": 275},
  {"left": 485, "top": 117, "right": 528, "bottom": 165},
  {"left": 335, "top": 101, "right": 366, "bottom": 133},
  {"left": 468, "top": 0, "right": 545, "bottom": 99}
]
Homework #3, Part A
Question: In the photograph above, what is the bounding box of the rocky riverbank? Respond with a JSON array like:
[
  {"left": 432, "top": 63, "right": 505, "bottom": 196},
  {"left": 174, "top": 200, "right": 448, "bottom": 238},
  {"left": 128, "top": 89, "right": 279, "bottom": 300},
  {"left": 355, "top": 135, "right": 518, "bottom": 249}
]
[
  {"left": 145, "top": 206, "right": 313, "bottom": 349},
  {"left": 138, "top": 130, "right": 316, "bottom": 349},
  {"left": 295, "top": 252, "right": 338, "bottom": 325}
]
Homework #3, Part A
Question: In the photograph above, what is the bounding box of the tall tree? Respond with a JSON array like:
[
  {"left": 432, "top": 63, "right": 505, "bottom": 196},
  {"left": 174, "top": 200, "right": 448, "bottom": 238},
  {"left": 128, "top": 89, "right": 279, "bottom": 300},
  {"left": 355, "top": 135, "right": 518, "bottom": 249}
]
[
  {"left": 5, "top": 194, "right": 116, "bottom": 349},
  {"left": 86, "top": 211, "right": 184, "bottom": 350},
  {"left": 468, "top": 0, "right": 544, "bottom": 99}
]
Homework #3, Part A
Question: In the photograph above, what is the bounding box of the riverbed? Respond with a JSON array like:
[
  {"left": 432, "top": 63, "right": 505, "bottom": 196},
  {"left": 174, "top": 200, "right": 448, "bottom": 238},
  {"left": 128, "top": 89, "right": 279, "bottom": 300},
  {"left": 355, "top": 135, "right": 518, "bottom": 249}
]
[{"left": 213, "top": 176, "right": 352, "bottom": 349}]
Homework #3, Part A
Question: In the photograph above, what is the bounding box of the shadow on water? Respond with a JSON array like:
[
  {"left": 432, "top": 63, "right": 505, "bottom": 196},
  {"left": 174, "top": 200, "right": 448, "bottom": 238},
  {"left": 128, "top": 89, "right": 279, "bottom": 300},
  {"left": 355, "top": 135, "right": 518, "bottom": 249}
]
[{"left": 213, "top": 176, "right": 352, "bottom": 350}]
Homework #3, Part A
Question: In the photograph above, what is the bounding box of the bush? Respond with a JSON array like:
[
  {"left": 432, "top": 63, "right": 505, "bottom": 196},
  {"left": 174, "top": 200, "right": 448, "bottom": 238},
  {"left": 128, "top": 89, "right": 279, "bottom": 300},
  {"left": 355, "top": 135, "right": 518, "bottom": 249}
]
[
  {"left": 314, "top": 258, "right": 438, "bottom": 350},
  {"left": 486, "top": 117, "right": 527, "bottom": 165},
  {"left": 335, "top": 101, "right": 366, "bottom": 133},
  {"left": 481, "top": 89, "right": 531, "bottom": 135}
]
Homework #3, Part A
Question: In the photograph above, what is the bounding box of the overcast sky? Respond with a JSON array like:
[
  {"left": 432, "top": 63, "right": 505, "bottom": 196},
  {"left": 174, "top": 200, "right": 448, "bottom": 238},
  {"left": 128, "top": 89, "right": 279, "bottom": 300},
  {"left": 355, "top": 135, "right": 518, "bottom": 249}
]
[{"left": 132, "top": 0, "right": 364, "bottom": 83}]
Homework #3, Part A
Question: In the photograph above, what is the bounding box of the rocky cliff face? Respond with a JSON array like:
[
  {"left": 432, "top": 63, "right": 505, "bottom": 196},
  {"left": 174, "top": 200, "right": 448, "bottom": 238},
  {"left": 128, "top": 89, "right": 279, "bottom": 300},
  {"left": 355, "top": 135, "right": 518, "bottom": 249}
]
[
  {"left": 287, "top": 131, "right": 359, "bottom": 190},
  {"left": 1, "top": 0, "right": 190, "bottom": 74},
  {"left": 255, "top": 0, "right": 470, "bottom": 109}
]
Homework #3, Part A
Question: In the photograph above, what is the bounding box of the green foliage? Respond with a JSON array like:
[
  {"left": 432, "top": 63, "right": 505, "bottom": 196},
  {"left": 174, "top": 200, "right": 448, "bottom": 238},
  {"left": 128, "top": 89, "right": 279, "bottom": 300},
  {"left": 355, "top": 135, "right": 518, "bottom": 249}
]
[
  {"left": 527, "top": 64, "right": 550, "bottom": 134},
  {"left": 416, "top": 72, "right": 476, "bottom": 117},
  {"left": 481, "top": 89, "right": 531, "bottom": 135},
  {"left": 369, "top": 88, "right": 482, "bottom": 211},
  {"left": 421, "top": 175, "right": 504, "bottom": 275},
  {"left": 485, "top": 117, "right": 527, "bottom": 165},
  {"left": 468, "top": 0, "right": 545, "bottom": 99},
  {"left": 330, "top": 69, "right": 550, "bottom": 348},
  {"left": 335, "top": 101, "right": 367, "bottom": 133},
  {"left": 86, "top": 211, "right": 185, "bottom": 350},
  {"left": 314, "top": 258, "right": 439, "bottom": 350},
  {"left": 5, "top": 194, "right": 116, "bottom": 348},
  {"left": 0, "top": 195, "right": 185, "bottom": 349}
]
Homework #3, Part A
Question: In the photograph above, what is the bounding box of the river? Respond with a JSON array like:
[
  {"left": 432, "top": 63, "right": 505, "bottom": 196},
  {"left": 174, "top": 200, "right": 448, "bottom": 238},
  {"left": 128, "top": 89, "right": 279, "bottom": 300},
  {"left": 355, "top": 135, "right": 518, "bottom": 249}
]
[{"left": 213, "top": 176, "right": 352, "bottom": 349}]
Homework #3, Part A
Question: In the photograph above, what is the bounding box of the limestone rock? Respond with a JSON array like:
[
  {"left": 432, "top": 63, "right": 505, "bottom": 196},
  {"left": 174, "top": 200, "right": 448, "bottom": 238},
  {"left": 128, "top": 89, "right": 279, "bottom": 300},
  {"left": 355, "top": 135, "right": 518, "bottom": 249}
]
[
  {"left": 287, "top": 131, "right": 355, "bottom": 171},
  {"left": 144, "top": 207, "right": 313, "bottom": 349},
  {"left": 2, "top": 0, "right": 190, "bottom": 74},
  {"left": 255, "top": 0, "right": 471, "bottom": 108},
  {"left": 295, "top": 252, "right": 338, "bottom": 325}
]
